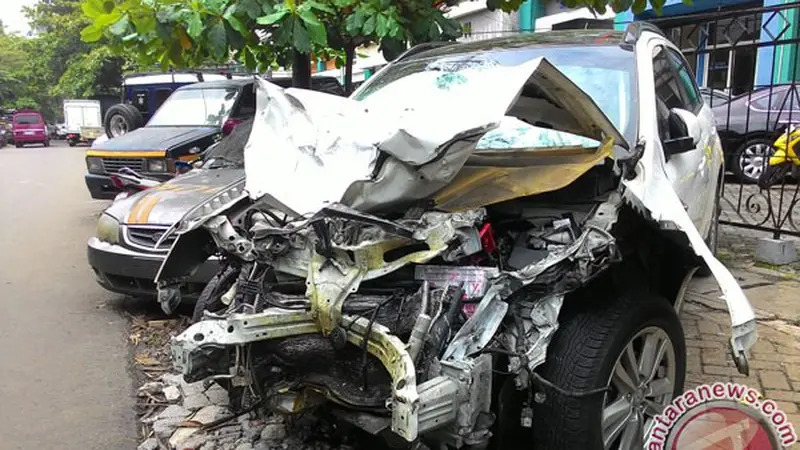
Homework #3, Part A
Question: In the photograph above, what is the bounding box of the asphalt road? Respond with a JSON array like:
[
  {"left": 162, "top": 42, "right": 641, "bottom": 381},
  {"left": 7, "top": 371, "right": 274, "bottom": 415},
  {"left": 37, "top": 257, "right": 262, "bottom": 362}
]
[{"left": 0, "top": 142, "right": 138, "bottom": 449}]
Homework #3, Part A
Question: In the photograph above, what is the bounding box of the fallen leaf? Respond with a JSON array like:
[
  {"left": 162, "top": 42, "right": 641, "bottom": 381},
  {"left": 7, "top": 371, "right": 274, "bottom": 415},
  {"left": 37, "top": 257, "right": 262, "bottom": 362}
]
[
  {"left": 147, "top": 320, "right": 172, "bottom": 328},
  {"left": 135, "top": 355, "right": 162, "bottom": 366},
  {"left": 178, "top": 420, "right": 203, "bottom": 428}
]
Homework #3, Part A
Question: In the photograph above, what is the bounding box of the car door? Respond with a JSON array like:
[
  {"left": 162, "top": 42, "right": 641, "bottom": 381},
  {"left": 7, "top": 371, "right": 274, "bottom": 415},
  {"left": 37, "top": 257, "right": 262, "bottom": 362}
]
[{"left": 647, "top": 40, "right": 721, "bottom": 235}]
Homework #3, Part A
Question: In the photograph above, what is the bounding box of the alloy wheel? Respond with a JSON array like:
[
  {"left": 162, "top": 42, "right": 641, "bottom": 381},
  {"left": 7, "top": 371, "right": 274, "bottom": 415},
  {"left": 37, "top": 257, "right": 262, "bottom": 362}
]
[
  {"left": 739, "top": 142, "right": 774, "bottom": 182},
  {"left": 602, "top": 326, "right": 677, "bottom": 450},
  {"left": 110, "top": 115, "right": 129, "bottom": 137}
]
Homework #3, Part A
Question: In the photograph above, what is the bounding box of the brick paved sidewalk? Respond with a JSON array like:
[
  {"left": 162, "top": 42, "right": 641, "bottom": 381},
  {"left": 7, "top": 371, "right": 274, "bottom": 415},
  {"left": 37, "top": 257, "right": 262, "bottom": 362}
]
[{"left": 682, "top": 263, "right": 800, "bottom": 426}]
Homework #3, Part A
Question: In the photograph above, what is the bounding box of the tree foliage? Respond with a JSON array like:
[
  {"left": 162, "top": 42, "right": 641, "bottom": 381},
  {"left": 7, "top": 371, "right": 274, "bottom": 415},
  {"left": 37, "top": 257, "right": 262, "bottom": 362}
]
[
  {"left": 0, "top": 0, "right": 126, "bottom": 120},
  {"left": 81, "top": 0, "right": 464, "bottom": 85}
]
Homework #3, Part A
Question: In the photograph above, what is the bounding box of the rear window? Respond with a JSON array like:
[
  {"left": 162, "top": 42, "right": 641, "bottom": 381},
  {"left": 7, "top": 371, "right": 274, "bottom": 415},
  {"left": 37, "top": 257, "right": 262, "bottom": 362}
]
[{"left": 14, "top": 114, "right": 42, "bottom": 124}]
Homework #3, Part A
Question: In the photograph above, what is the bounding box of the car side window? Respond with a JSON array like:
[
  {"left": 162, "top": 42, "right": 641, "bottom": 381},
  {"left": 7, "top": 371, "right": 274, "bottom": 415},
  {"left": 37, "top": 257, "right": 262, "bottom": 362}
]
[
  {"left": 750, "top": 88, "right": 789, "bottom": 111},
  {"left": 232, "top": 86, "right": 256, "bottom": 118},
  {"left": 653, "top": 47, "right": 683, "bottom": 141},
  {"left": 666, "top": 48, "right": 703, "bottom": 113}
]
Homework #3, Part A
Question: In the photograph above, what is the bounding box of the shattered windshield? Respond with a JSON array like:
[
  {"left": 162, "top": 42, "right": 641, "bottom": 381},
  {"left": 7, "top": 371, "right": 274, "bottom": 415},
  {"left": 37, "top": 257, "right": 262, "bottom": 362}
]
[
  {"left": 148, "top": 88, "right": 239, "bottom": 127},
  {"left": 353, "top": 45, "right": 638, "bottom": 146},
  {"left": 202, "top": 119, "right": 252, "bottom": 169}
]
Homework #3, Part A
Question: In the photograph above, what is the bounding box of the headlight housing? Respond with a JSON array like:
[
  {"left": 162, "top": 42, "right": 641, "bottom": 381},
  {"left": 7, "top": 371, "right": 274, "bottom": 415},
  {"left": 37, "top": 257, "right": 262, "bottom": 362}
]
[
  {"left": 96, "top": 214, "right": 120, "bottom": 244},
  {"left": 86, "top": 156, "right": 103, "bottom": 174},
  {"left": 147, "top": 159, "right": 167, "bottom": 172}
]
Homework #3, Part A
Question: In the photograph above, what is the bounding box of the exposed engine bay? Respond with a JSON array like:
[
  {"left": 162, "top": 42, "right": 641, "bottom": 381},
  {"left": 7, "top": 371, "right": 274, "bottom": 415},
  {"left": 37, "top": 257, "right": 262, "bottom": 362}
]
[
  {"left": 155, "top": 57, "right": 757, "bottom": 448},
  {"left": 167, "top": 185, "right": 619, "bottom": 446}
]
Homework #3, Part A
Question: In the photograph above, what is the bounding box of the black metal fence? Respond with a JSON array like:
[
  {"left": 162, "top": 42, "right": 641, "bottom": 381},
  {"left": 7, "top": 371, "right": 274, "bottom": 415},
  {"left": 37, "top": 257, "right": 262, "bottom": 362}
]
[{"left": 650, "top": 2, "right": 800, "bottom": 238}]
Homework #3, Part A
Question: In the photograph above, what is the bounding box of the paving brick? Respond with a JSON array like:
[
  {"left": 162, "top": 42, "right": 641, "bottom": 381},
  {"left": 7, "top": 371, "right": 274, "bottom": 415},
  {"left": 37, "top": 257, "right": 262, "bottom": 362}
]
[
  {"left": 775, "top": 345, "right": 800, "bottom": 356},
  {"left": 686, "top": 338, "right": 725, "bottom": 349},
  {"left": 702, "top": 347, "right": 730, "bottom": 366},
  {"left": 759, "top": 370, "right": 792, "bottom": 390},
  {"left": 683, "top": 320, "right": 700, "bottom": 339},
  {"left": 776, "top": 401, "right": 799, "bottom": 414},
  {"left": 731, "top": 375, "right": 762, "bottom": 390},
  {"left": 752, "top": 352, "right": 800, "bottom": 364},
  {"left": 704, "top": 364, "right": 739, "bottom": 377},
  {"left": 783, "top": 363, "right": 800, "bottom": 381},
  {"left": 765, "top": 390, "right": 800, "bottom": 403},
  {"left": 687, "top": 353, "right": 702, "bottom": 375},
  {"left": 698, "top": 320, "right": 722, "bottom": 335},
  {"left": 752, "top": 339, "right": 778, "bottom": 354},
  {"left": 743, "top": 359, "right": 782, "bottom": 371},
  {"left": 785, "top": 413, "right": 800, "bottom": 430},
  {"left": 698, "top": 333, "right": 730, "bottom": 343}
]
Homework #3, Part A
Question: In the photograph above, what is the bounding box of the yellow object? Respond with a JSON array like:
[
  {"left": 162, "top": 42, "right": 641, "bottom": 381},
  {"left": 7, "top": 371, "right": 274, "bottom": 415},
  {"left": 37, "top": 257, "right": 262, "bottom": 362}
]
[
  {"left": 770, "top": 128, "right": 800, "bottom": 167},
  {"left": 86, "top": 150, "right": 166, "bottom": 158},
  {"left": 128, "top": 193, "right": 162, "bottom": 224},
  {"left": 434, "top": 137, "right": 615, "bottom": 211}
]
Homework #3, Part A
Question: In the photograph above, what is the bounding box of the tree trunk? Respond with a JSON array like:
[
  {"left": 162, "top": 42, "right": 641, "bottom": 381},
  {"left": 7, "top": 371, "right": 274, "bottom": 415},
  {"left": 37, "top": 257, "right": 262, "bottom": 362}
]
[
  {"left": 292, "top": 50, "right": 311, "bottom": 89},
  {"left": 344, "top": 43, "right": 355, "bottom": 95}
]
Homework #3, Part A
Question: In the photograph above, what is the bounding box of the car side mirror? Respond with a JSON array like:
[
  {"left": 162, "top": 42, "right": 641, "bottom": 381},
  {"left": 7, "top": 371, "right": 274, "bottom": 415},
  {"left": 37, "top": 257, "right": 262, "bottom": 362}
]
[{"left": 664, "top": 108, "right": 701, "bottom": 157}]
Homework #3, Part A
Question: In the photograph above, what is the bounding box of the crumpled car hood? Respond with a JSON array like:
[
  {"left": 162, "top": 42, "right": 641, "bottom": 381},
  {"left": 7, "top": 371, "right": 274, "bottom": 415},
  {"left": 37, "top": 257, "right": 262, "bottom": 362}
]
[{"left": 243, "top": 56, "right": 629, "bottom": 216}]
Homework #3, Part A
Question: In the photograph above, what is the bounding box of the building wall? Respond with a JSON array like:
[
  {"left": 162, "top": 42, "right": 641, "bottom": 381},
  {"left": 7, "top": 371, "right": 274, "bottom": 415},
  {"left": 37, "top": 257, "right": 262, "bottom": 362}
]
[{"left": 457, "top": 9, "right": 520, "bottom": 41}]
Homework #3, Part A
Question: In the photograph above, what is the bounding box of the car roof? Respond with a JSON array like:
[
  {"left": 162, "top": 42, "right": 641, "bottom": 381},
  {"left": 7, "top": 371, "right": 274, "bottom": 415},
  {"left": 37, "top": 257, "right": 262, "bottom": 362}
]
[
  {"left": 177, "top": 78, "right": 256, "bottom": 90},
  {"left": 403, "top": 30, "right": 626, "bottom": 62},
  {"left": 175, "top": 75, "right": 344, "bottom": 91}
]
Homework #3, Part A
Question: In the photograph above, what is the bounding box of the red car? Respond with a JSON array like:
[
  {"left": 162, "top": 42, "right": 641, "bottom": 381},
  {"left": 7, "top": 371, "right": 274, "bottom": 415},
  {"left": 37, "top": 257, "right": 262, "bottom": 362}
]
[{"left": 12, "top": 110, "right": 50, "bottom": 147}]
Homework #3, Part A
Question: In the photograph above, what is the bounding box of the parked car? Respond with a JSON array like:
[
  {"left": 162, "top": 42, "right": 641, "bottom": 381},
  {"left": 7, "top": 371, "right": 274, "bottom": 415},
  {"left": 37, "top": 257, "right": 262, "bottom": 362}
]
[
  {"left": 86, "top": 74, "right": 347, "bottom": 296},
  {"left": 154, "top": 25, "right": 756, "bottom": 450},
  {"left": 712, "top": 84, "right": 800, "bottom": 183},
  {"left": 84, "top": 78, "right": 257, "bottom": 200},
  {"left": 102, "top": 71, "right": 235, "bottom": 139},
  {"left": 85, "top": 75, "right": 344, "bottom": 200},
  {"left": 699, "top": 87, "right": 731, "bottom": 107},
  {"left": 87, "top": 119, "right": 249, "bottom": 299},
  {"left": 11, "top": 109, "right": 49, "bottom": 147}
]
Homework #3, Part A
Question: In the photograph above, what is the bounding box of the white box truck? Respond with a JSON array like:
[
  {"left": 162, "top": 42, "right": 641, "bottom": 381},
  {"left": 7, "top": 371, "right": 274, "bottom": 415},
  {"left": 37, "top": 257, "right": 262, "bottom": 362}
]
[{"left": 63, "top": 99, "right": 103, "bottom": 147}]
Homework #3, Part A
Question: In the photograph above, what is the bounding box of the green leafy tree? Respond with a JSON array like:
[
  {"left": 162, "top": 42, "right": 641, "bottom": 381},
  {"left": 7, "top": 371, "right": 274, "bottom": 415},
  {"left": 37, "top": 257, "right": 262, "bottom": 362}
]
[{"left": 80, "top": 0, "right": 464, "bottom": 92}]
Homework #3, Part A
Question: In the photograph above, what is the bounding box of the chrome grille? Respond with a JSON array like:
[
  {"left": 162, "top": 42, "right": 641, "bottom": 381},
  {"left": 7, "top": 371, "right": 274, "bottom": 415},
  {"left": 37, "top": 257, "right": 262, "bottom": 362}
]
[
  {"left": 125, "top": 225, "right": 176, "bottom": 251},
  {"left": 101, "top": 157, "right": 146, "bottom": 173}
]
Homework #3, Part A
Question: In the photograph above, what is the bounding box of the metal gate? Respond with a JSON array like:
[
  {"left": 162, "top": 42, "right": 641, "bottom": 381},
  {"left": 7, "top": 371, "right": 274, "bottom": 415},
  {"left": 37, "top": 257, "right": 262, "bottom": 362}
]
[{"left": 649, "top": 2, "right": 800, "bottom": 238}]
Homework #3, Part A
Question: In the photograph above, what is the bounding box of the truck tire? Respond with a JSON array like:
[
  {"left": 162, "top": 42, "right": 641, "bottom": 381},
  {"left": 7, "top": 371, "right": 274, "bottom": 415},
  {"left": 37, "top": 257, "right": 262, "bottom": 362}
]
[
  {"left": 104, "top": 104, "right": 144, "bottom": 138},
  {"left": 532, "top": 291, "right": 685, "bottom": 450}
]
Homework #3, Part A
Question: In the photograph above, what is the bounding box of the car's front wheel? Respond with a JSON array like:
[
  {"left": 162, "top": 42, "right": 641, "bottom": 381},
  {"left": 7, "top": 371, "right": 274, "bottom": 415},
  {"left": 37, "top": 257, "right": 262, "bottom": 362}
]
[
  {"left": 532, "top": 291, "right": 685, "bottom": 450},
  {"left": 731, "top": 138, "right": 775, "bottom": 184},
  {"left": 191, "top": 265, "right": 239, "bottom": 323}
]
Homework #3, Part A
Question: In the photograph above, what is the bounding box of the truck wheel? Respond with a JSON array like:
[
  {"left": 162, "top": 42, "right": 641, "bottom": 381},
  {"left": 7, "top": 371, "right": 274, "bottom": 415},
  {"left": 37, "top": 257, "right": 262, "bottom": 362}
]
[
  {"left": 532, "top": 291, "right": 685, "bottom": 450},
  {"left": 191, "top": 266, "right": 238, "bottom": 323},
  {"left": 104, "top": 104, "right": 144, "bottom": 138}
]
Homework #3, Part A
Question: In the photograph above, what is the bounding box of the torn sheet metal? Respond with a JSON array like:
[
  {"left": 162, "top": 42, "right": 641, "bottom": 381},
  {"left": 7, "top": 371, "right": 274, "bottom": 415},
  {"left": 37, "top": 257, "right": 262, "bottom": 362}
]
[
  {"left": 623, "top": 140, "right": 756, "bottom": 373},
  {"left": 443, "top": 226, "right": 616, "bottom": 363},
  {"left": 243, "top": 57, "right": 630, "bottom": 216},
  {"left": 433, "top": 137, "right": 614, "bottom": 212}
]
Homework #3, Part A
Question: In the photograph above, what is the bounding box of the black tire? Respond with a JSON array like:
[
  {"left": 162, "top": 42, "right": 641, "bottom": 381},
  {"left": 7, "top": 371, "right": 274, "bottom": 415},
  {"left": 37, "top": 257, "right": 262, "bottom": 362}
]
[
  {"left": 191, "top": 265, "right": 239, "bottom": 323},
  {"left": 532, "top": 291, "right": 685, "bottom": 450},
  {"left": 15, "top": 143, "right": 22, "bottom": 148},
  {"left": 730, "top": 138, "right": 775, "bottom": 184},
  {"left": 104, "top": 104, "right": 144, "bottom": 138},
  {"left": 43, "top": 140, "right": 50, "bottom": 147}
]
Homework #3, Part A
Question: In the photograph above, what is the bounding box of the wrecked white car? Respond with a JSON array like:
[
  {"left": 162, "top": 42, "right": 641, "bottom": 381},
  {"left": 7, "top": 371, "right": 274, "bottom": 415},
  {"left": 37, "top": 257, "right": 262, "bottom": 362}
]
[{"left": 155, "top": 25, "right": 757, "bottom": 450}]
